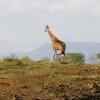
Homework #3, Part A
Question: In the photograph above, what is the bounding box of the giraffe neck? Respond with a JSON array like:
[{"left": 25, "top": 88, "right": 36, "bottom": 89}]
[{"left": 47, "top": 29, "right": 59, "bottom": 43}]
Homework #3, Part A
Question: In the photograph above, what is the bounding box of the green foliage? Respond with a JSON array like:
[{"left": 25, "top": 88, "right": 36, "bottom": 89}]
[
  {"left": 0, "top": 53, "right": 85, "bottom": 69},
  {"left": 3, "top": 54, "right": 16, "bottom": 62},
  {"left": 96, "top": 54, "right": 100, "bottom": 64},
  {"left": 96, "top": 54, "right": 100, "bottom": 59},
  {"left": 20, "top": 56, "right": 33, "bottom": 65},
  {"left": 2, "top": 54, "right": 22, "bottom": 66},
  {"left": 0, "top": 54, "right": 35, "bottom": 68},
  {"left": 67, "top": 53, "right": 85, "bottom": 64},
  {"left": 41, "top": 57, "right": 50, "bottom": 62}
]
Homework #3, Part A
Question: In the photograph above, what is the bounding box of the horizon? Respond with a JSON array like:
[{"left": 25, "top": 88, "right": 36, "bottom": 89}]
[
  {"left": 0, "top": 41, "right": 100, "bottom": 55},
  {"left": 0, "top": 0, "right": 100, "bottom": 54}
]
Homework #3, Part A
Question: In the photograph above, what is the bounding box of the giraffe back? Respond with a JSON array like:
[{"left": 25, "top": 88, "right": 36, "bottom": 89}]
[{"left": 52, "top": 40, "right": 66, "bottom": 52}]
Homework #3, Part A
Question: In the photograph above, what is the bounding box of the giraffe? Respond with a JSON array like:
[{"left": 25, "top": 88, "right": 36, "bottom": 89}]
[{"left": 45, "top": 25, "right": 66, "bottom": 62}]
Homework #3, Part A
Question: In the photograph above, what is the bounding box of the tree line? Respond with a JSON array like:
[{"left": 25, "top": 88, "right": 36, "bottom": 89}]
[{"left": 0, "top": 53, "right": 100, "bottom": 65}]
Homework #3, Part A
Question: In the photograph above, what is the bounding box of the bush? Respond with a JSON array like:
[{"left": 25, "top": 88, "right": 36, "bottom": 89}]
[
  {"left": 20, "top": 56, "right": 33, "bottom": 65},
  {"left": 3, "top": 54, "right": 22, "bottom": 66},
  {"left": 41, "top": 57, "right": 50, "bottom": 62},
  {"left": 96, "top": 54, "right": 100, "bottom": 59},
  {"left": 96, "top": 54, "right": 100, "bottom": 63},
  {"left": 67, "top": 53, "right": 85, "bottom": 64}
]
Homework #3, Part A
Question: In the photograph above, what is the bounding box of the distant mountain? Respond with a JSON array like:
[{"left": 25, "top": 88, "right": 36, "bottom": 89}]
[
  {"left": 1, "top": 42, "right": 100, "bottom": 64},
  {"left": 28, "top": 42, "right": 100, "bottom": 64}
]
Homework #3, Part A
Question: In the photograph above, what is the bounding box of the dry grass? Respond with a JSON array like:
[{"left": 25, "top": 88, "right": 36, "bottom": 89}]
[{"left": 0, "top": 62, "right": 99, "bottom": 99}]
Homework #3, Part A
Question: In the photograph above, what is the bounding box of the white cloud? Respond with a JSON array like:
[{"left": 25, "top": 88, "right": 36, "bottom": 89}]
[
  {"left": 0, "top": 0, "right": 100, "bottom": 17},
  {"left": 49, "top": 3, "right": 65, "bottom": 13},
  {"left": 0, "top": 0, "right": 100, "bottom": 53},
  {"left": 48, "top": 0, "right": 100, "bottom": 17},
  {"left": 92, "top": 2, "right": 100, "bottom": 16},
  {"left": 32, "top": 0, "right": 40, "bottom": 8}
]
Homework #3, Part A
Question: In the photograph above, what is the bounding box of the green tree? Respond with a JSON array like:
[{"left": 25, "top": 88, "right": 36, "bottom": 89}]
[
  {"left": 20, "top": 56, "right": 33, "bottom": 65},
  {"left": 96, "top": 54, "right": 100, "bottom": 59},
  {"left": 96, "top": 54, "right": 100, "bottom": 63},
  {"left": 67, "top": 53, "right": 85, "bottom": 64},
  {"left": 3, "top": 54, "right": 22, "bottom": 66}
]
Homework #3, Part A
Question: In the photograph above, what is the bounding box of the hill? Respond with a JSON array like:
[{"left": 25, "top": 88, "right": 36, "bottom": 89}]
[
  {"left": 1, "top": 42, "right": 100, "bottom": 64},
  {"left": 28, "top": 42, "right": 100, "bottom": 64}
]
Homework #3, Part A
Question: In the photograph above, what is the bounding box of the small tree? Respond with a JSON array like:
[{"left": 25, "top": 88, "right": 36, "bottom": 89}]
[
  {"left": 3, "top": 54, "right": 16, "bottom": 62},
  {"left": 96, "top": 54, "right": 100, "bottom": 59},
  {"left": 20, "top": 56, "right": 33, "bottom": 65},
  {"left": 41, "top": 57, "right": 50, "bottom": 62},
  {"left": 67, "top": 53, "right": 85, "bottom": 64},
  {"left": 96, "top": 54, "right": 100, "bottom": 63},
  {"left": 3, "top": 54, "right": 22, "bottom": 66}
]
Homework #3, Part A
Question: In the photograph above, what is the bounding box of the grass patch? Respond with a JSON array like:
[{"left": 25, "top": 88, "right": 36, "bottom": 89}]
[{"left": 54, "top": 74, "right": 82, "bottom": 81}]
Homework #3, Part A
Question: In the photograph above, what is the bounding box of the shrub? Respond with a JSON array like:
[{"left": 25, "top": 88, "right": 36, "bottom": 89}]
[
  {"left": 67, "top": 53, "right": 85, "bottom": 64},
  {"left": 20, "top": 56, "right": 33, "bottom": 65},
  {"left": 96, "top": 54, "right": 100, "bottom": 59},
  {"left": 96, "top": 54, "right": 100, "bottom": 63},
  {"left": 3, "top": 54, "right": 22, "bottom": 66},
  {"left": 41, "top": 57, "right": 50, "bottom": 62}
]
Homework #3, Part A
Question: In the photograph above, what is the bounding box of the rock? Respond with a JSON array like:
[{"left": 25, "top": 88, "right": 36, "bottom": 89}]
[
  {"left": 87, "top": 82, "right": 98, "bottom": 89},
  {"left": 9, "top": 93, "right": 23, "bottom": 100},
  {"left": 90, "top": 82, "right": 98, "bottom": 89}
]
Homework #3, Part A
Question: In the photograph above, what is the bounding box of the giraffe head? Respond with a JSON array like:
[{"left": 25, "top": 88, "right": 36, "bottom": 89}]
[{"left": 45, "top": 25, "right": 49, "bottom": 32}]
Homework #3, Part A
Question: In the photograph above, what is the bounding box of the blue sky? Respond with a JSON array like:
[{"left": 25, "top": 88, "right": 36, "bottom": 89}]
[{"left": 0, "top": 0, "right": 100, "bottom": 54}]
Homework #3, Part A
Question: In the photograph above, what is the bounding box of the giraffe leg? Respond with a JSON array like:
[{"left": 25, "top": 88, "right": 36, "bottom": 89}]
[
  {"left": 62, "top": 52, "right": 67, "bottom": 62},
  {"left": 53, "top": 50, "right": 56, "bottom": 62},
  {"left": 62, "top": 55, "right": 64, "bottom": 62},
  {"left": 55, "top": 50, "right": 60, "bottom": 63},
  {"left": 59, "top": 52, "right": 65, "bottom": 62},
  {"left": 64, "top": 53, "right": 67, "bottom": 62},
  {"left": 53, "top": 53, "right": 55, "bottom": 62}
]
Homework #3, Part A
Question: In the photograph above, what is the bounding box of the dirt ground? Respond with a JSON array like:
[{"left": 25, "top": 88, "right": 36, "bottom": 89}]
[{"left": 0, "top": 63, "right": 100, "bottom": 100}]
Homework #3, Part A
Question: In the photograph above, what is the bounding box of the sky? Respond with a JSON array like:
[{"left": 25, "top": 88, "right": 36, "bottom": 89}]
[{"left": 0, "top": 0, "right": 100, "bottom": 54}]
